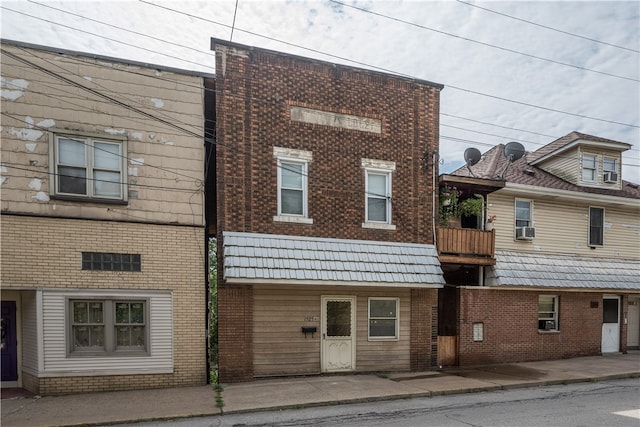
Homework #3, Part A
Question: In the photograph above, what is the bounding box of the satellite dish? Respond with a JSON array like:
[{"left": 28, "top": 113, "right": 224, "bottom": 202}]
[
  {"left": 464, "top": 148, "right": 482, "bottom": 167},
  {"left": 504, "top": 141, "right": 526, "bottom": 162}
]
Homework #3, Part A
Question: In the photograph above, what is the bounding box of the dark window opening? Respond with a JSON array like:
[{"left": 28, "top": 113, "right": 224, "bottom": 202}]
[{"left": 82, "top": 252, "right": 141, "bottom": 272}]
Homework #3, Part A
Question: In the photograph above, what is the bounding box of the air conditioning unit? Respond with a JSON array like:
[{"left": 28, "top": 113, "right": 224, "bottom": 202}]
[
  {"left": 603, "top": 171, "right": 618, "bottom": 183},
  {"left": 544, "top": 321, "right": 556, "bottom": 331},
  {"left": 515, "top": 227, "right": 535, "bottom": 240}
]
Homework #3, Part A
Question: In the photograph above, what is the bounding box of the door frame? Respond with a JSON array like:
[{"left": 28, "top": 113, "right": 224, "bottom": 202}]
[
  {"left": 320, "top": 295, "right": 356, "bottom": 373},
  {"left": 602, "top": 295, "right": 621, "bottom": 353},
  {"left": 1, "top": 300, "right": 19, "bottom": 385}
]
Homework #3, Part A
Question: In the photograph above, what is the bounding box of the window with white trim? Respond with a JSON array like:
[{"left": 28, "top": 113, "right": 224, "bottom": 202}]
[
  {"left": 581, "top": 153, "right": 597, "bottom": 182},
  {"left": 274, "top": 147, "right": 312, "bottom": 223},
  {"left": 603, "top": 157, "right": 617, "bottom": 174},
  {"left": 589, "top": 207, "right": 604, "bottom": 246},
  {"left": 538, "top": 295, "right": 558, "bottom": 331},
  {"left": 368, "top": 298, "right": 399, "bottom": 340},
  {"left": 69, "top": 299, "right": 147, "bottom": 355},
  {"left": 362, "top": 158, "right": 395, "bottom": 229},
  {"left": 52, "top": 134, "right": 126, "bottom": 200},
  {"left": 515, "top": 199, "right": 532, "bottom": 227}
]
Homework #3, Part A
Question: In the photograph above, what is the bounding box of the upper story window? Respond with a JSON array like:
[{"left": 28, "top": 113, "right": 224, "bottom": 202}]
[
  {"left": 273, "top": 147, "right": 312, "bottom": 224},
  {"left": 603, "top": 157, "right": 619, "bottom": 183},
  {"left": 515, "top": 199, "right": 532, "bottom": 227},
  {"left": 581, "top": 154, "right": 597, "bottom": 182},
  {"left": 362, "top": 158, "right": 396, "bottom": 230},
  {"left": 52, "top": 134, "right": 126, "bottom": 201},
  {"left": 589, "top": 207, "right": 604, "bottom": 246}
]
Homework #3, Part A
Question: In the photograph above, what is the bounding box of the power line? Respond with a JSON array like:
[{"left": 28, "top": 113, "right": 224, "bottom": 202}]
[
  {"left": 138, "top": 1, "right": 639, "bottom": 129},
  {"left": 455, "top": 0, "right": 640, "bottom": 54},
  {"left": 329, "top": 0, "right": 639, "bottom": 82},
  {"left": 4, "top": 3, "right": 638, "bottom": 130},
  {"left": 0, "top": 6, "right": 214, "bottom": 72}
]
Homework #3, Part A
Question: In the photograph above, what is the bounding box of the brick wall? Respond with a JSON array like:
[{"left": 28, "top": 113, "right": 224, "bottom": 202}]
[
  {"left": 214, "top": 42, "right": 441, "bottom": 244},
  {"left": 213, "top": 41, "right": 442, "bottom": 383},
  {"left": 217, "top": 285, "right": 254, "bottom": 382},
  {"left": 458, "top": 289, "right": 606, "bottom": 366},
  {"left": 1, "top": 214, "right": 207, "bottom": 394},
  {"left": 410, "top": 289, "right": 438, "bottom": 371}
]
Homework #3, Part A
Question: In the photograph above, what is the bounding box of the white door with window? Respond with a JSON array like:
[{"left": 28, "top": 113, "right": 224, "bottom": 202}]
[
  {"left": 602, "top": 296, "right": 620, "bottom": 353},
  {"left": 321, "top": 296, "right": 356, "bottom": 372}
]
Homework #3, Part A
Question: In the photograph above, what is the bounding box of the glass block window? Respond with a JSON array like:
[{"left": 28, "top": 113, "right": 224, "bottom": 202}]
[{"left": 82, "top": 252, "right": 141, "bottom": 272}]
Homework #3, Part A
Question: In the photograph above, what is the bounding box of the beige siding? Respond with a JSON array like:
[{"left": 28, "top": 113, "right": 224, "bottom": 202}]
[
  {"left": 536, "top": 147, "right": 580, "bottom": 184},
  {"left": 253, "top": 286, "right": 411, "bottom": 377},
  {"left": 21, "top": 292, "right": 39, "bottom": 376},
  {"left": 488, "top": 192, "right": 640, "bottom": 259},
  {"left": 0, "top": 44, "right": 205, "bottom": 226},
  {"left": 41, "top": 290, "right": 173, "bottom": 375}
]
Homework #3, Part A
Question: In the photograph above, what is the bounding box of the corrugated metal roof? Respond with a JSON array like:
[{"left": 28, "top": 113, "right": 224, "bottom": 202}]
[
  {"left": 487, "top": 251, "right": 640, "bottom": 290},
  {"left": 223, "top": 232, "right": 444, "bottom": 288}
]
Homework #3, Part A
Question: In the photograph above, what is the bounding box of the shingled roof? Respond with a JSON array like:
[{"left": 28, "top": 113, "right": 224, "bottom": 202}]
[
  {"left": 449, "top": 133, "right": 640, "bottom": 199},
  {"left": 223, "top": 231, "right": 445, "bottom": 287},
  {"left": 487, "top": 250, "right": 640, "bottom": 290}
]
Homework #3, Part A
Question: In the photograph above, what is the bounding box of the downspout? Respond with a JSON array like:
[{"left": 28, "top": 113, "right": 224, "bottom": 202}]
[{"left": 432, "top": 151, "right": 439, "bottom": 246}]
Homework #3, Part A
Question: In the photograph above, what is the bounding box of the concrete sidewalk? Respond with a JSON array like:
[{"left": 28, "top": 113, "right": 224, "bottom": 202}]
[{"left": 2, "top": 352, "right": 639, "bottom": 427}]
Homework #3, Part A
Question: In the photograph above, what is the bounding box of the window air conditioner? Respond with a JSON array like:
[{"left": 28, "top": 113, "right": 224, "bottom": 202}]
[
  {"left": 603, "top": 171, "right": 618, "bottom": 183},
  {"left": 544, "top": 321, "right": 556, "bottom": 331},
  {"left": 515, "top": 227, "right": 535, "bottom": 240}
]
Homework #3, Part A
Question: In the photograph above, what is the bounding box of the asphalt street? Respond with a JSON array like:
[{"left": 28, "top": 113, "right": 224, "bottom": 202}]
[{"left": 109, "top": 378, "right": 640, "bottom": 427}]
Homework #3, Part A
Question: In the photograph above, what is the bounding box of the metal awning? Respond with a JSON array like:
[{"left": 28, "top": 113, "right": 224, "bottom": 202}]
[
  {"left": 223, "top": 231, "right": 444, "bottom": 288},
  {"left": 486, "top": 251, "right": 640, "bottom": 291}
]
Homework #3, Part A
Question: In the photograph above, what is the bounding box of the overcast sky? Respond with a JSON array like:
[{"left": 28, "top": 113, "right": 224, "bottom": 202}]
[{"left": 2, "top": 1, "right": 639, "bottom": 182}]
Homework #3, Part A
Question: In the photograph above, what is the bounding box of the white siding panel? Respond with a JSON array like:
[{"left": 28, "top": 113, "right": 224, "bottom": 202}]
[
  {"left": 21, "top": 291, "right": 39, "bottom": 374},
  {"left": 41, "top": 290, "right": 173, "bottom": 376}
]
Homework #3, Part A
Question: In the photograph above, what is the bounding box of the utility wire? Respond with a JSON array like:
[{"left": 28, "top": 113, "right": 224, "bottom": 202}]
[
  {"left": 138, "top": 1, "right": 639, "bottom": 129},
  {"left": 329, "top": 0, "right": 639, "bottom": 82},
  {"left": 455, "top": 0, "right": 640, "bottom": 54},
  {"left": 3, "top": 3, "right": 638, "bottom": 129},
  {"left": 4, "top": 44, "right": 639, "bottom": 166}
]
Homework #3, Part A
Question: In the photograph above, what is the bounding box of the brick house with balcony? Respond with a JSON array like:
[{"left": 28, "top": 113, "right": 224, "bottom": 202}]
[
  {"left": 208, "top": 39, "right": 445, "bottom": 382},
  {"left": 437, "top": 132, "right": 640, "bottom": 367},
  {"left": 1, "top": 41, "right": 209, "bottom": 395}
]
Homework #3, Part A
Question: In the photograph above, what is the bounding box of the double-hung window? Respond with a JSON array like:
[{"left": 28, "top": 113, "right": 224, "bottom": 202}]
[
  {"left": 70, "top": 299, "right": 147, "bottom": 356},
  {"left": 368, "top": 298, "right": 399, "bottom": 340},
  {"left": 581, "top": 153, "right": 597, "bottom": 182},
  {"left": 538, "top": 295, "right": 559, "bottom": 331},
  {"left": 515, "top": 199, "right": 532, "bottom": 227},
  {"left": 52, "top": 134, "right": 126, "bottom": 201},
  {"left": 362, "top": 158, "right": 395, "bottom": 229},
  {"left": 589, "top": 207, "right": 604, "bottom": 246},
  {"left": 274, "top": 147, "right": 312, "bottom": 224}
]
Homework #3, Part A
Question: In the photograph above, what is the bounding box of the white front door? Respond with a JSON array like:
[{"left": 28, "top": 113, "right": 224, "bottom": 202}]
[
  {"left": 321, "top": 296, "right": 355, "bottom": 372},
  {"left": 602, "top": 296, "right": 620, "bottom": 353}
]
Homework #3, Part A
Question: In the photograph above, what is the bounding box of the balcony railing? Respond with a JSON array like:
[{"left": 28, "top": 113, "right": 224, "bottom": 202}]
[{"left": 437, "top": 227, "right": 495, "bottom": 265}]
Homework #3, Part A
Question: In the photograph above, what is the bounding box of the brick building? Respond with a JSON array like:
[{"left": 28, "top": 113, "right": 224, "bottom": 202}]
[
  {"left": 1, "top": 41, "right": 209, "bottom": 394},
  {"left": 209, "top": 39, "right": 445, "bottom": 381}
]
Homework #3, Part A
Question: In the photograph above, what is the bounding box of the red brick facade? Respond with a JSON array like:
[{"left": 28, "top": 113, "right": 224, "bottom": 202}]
[
  {"left": 212, "top": 39, "right": 443, "bottom": 382},
  {"left": 457, "top": 289, "right": 628, "bottom": 366}
]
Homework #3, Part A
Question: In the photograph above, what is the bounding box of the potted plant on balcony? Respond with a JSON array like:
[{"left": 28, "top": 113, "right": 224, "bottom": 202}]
[
  {"left": 459, "top": 197, "right": 483, "bottom": 218},
  {"left": 439, "top": 185, "right": 461, "bottom": 227}
]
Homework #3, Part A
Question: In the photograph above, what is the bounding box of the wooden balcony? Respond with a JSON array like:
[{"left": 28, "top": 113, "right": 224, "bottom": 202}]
[{"left": 437, "top": 227, "right": 496, "bottom": 265}]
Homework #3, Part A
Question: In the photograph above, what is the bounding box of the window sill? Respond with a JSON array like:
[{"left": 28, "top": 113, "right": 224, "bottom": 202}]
[
  {"left": 368, "top": 337, "right": 399, "bottom": 342},
  {"left": 51, "top": 195, "right": 128, "bottom": 205},
  {"left": 538, "top": 330, "right": 560, "bottom": 334},
  {"left": 273, "top": 215, "right": 313, "bottom": 225},
  {"left": 362, "top": 222, "right": 396, "bottom": 230}
]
